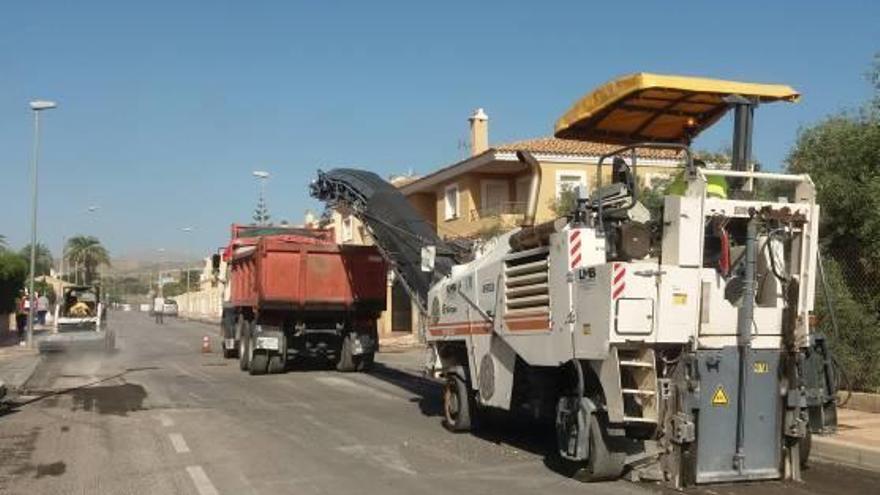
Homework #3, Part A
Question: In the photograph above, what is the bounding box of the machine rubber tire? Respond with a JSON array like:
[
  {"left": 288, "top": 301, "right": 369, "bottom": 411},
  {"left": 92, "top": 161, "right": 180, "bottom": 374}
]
[
  {"left": 443, "top": 373, "right": 474, "bottom": 432},
  {"left": 337, "top": 334, "right": 356, "bottom": 372},
  {"left": 249, "top": 351, "right": 269, "bottom": 375},
  {"left": 799, "top": 428, "right": 812, "bottom": 468},
  {"left": 355, "top": 352, "right": 375, "bottom": 372},
  {"left": 238, "top": 320, "right": 251, "bottom": 371},
  {"left": 569, "top": 414, "right": 626, "bottom": 482}
]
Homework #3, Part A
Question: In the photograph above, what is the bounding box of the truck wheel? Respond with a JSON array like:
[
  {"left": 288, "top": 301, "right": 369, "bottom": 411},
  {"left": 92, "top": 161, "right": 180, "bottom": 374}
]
[
  {"left": 250, "top": 351, "right": 269, "bottom": 375},
  {"left": 268, "top": 353, "right": 285, "bottom": 374},
  {"left": 443, "top": 373, "right": 474, "bottom": 432},
  {"left": 337, "top": 334, "right": 356, "bottom": 372},
  {"left": 238, "top": 320, "right": 251, "bottom": 371},
  {"left": 355, "top": 352, "right": 375, "bottom": 372}
]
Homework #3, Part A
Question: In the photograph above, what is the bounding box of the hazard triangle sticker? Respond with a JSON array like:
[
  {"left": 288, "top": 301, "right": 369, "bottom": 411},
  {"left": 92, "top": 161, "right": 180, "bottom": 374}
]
[{"left": 711, "top": 385, "right": 729, "bottom": 407}]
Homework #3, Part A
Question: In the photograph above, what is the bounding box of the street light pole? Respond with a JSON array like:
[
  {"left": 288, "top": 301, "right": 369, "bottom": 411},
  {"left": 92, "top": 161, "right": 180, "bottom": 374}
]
[
  {"left": 157, "top": 248, "right": 166, "bottom": 298},
  {"left": 181, "top": 227, "right": 194, "bottom": 315},
  {"left": 26, "top": 100, "right": 57, "bottom": 348}
]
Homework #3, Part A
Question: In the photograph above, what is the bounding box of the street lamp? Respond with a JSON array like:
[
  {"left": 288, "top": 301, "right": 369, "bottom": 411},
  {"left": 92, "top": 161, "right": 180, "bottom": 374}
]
[
  {"left": 26, "top": 99, "right": 57, "bottom": 348},
  {"left": 157, "top": 248, "right": 166, "bottom": 298},
  {"left": 181, "top": 227, "right": 194, "bottom": 314}
]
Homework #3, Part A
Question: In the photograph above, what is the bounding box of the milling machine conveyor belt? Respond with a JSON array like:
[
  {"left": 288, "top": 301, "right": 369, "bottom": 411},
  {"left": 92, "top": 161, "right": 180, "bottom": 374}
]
[{"left": 310, "top": 168, "right": 456, "bottom": 314}]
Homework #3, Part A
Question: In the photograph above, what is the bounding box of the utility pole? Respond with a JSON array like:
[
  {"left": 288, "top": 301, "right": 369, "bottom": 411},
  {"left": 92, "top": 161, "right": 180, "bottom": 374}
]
[
  {"left": 26, "top": 100, "right": 57, "bottom": 348},
  {"left": 181, "top": 227, "right": 194, "bottom": 315}
]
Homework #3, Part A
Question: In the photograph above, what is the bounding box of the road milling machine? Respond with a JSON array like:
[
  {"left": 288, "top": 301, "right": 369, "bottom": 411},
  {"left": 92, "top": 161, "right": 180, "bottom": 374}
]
[{"left": 310, "top": 73, "right": 838, "bottom": 486}]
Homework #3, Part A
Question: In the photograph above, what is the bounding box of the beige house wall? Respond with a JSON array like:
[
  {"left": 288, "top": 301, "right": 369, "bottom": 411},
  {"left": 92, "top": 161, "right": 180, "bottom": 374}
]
[{"left": 405, "top": 160, "right": 680, "bottom": 239}]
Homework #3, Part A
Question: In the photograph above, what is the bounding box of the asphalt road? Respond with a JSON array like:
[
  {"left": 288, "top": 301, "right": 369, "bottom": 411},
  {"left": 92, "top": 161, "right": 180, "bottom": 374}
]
[{"left": 0, "top": 312, "right": 877, "bottom": 495}]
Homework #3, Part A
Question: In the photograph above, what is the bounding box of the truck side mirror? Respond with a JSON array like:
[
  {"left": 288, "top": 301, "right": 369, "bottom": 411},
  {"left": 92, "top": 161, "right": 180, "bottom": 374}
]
[
  {"left": 211, "top": 254, "right": 221, "bottom": 271},
  {"left": 421, "top": 246, "right": 436, "bottom": 272}
]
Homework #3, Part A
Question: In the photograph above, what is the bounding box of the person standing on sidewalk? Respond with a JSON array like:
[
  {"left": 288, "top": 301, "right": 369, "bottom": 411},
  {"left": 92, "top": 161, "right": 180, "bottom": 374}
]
[
  {"left": 36, "top": 292, "right": 49, "bottom": 326},
  {"left": 15, "top": 291, "right": 28, "bottom": 335},
  {"left": 153, "top": 295, "right": 165, "bottom": 324}
]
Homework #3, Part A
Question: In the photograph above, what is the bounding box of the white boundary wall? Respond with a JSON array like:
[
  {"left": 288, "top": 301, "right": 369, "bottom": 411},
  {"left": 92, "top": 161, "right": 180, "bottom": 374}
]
[{"left": 173, "top": 288, "right": 222, "bottom": 323}]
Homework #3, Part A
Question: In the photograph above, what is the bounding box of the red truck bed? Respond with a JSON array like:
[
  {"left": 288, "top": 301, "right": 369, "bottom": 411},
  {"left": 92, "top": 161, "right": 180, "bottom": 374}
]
[{"left": 229, "top": 235, "right": 386, "bottom": 313}]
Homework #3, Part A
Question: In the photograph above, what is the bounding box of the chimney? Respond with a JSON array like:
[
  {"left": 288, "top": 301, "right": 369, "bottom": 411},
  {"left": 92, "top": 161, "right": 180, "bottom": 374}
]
[{"left": 469, "top": 108, "right": 489, "bottom": 156}]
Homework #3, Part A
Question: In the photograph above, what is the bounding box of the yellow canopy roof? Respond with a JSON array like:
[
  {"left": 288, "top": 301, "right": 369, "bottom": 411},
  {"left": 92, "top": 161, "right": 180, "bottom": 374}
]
[{"left": 554, "top": 73, "right": 800, "bottom": 145}]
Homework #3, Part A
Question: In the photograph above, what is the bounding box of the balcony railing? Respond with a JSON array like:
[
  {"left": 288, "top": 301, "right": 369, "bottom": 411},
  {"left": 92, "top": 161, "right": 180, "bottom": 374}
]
[{"left": 469, "top": 201, "right": 528, "bottom": 222}]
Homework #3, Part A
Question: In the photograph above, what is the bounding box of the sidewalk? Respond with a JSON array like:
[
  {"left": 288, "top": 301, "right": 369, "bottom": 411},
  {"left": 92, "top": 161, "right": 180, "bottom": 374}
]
[
  {"left": 0, "top": 329, "right": 41, "bottom": 402},
  {"left": 379, "top": 333, "right": 421, "bottom": 353},
  {"left": 813, "top": 407, "right": 880, "bottom": 472}
]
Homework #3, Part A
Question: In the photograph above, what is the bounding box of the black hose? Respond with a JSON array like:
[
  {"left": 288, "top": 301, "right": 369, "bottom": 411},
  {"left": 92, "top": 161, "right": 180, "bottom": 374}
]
[
  {"left": 816, "top": 250, "right": 851, "bottom": 406},
  {"left": 832, "top": 355, "right": 853, "bottom": 407}
]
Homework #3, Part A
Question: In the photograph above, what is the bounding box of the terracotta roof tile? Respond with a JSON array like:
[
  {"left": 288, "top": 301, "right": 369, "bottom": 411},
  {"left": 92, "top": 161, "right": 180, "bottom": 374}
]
[{"left": 494, "top": 137, "right": 682, "bottom": 160}]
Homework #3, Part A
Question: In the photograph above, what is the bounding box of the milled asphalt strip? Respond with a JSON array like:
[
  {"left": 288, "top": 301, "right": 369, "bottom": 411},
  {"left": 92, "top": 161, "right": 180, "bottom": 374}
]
[
  {"left": 169, "top": 432, "right": 191, "bottom": 453},
  {"left": 186, "top": 466, "right": 220, "bottom": 495}
]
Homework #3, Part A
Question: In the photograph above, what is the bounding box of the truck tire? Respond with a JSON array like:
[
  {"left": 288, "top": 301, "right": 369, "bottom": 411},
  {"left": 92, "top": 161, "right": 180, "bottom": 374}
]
[
  {"left": 250, "top": 351, "right": 269, "bottom": 375},
  {"left": 355, "top": 352, "right": 375, "bottom": 372},
  {"left": 238, "top": 319, "right": 251, "bottom": 371},
  {"left": 268, "top": 354, "right": 285, "bottom": 374},
  {"left": 268, "top": 333, "right": 286, "bottom": 374},
  {"left": 443, "top": 372, "right": 474, "bottom": 432},
  {"left": 337, "top": 334, "right": 356, "bottom": 372}
]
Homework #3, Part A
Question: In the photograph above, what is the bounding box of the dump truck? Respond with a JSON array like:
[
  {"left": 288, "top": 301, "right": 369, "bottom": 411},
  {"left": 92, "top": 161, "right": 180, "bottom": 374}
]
[
  {"left": 311, "top": 74, "right": 839, "bottom": 487},
  {"left": 216, "top": 224, "right": 386, "bottom": 374}
]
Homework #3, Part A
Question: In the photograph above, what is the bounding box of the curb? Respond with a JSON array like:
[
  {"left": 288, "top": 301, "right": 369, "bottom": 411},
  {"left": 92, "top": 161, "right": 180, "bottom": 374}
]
[
  {"left": 838, "top": 392, "right": 880, "bottom": 414},
  {"left": 812, "top": 435, "right": 880, "bottom": 473}
]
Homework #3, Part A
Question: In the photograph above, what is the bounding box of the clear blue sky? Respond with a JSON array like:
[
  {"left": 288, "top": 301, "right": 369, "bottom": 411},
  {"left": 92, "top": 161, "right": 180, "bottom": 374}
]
[{"left": 1, "top": 0, "right": 877, "bottom": 261}]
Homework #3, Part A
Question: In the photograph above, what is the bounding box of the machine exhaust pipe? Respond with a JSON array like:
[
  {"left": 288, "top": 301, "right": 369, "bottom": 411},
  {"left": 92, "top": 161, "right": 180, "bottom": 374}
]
[{"left": 516, "top": 150, "right": 541, "bottom": 228}]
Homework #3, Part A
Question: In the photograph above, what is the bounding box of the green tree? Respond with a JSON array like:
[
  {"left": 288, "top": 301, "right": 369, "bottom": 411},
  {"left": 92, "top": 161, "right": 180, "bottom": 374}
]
[
  {"left": 18, "top": 243, "right": 54, "bottom": 277},
  {"left": 0, "top": 252, "right": 28, "bottom": 314},
  {"left": 785, "top": 54, "right": 880, "bottom": 390},
  {"left": 65, "top": 236, "right": 111, "bottom": 285},
  {"left": 549, "top": 184, "right": 579, "bottom": 217},
  {"left": 253, "top": 196, "right": 271, "bottom": 225},
  {"left": 0, "top": 234, "right": 7, "bottom": 251}
]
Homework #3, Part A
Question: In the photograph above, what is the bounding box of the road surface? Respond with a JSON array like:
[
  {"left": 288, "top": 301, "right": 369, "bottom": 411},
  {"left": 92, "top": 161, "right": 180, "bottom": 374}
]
[{"left": 0, "top": 311, "right": 877, "bottom": 495}]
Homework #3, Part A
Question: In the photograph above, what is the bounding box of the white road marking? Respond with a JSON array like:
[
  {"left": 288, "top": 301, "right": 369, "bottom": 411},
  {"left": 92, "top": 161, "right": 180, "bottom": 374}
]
[
  {"left": 186, "top": 465, "right": 220, "bottom": 495},
  {"left": 157, "top": 413, "right": 174, "bottom": 427},
  {"left": 315, "top": 376, "right": 398, "bottom": 401},
  {"left": 169, "top": 433, "right": 191, "bottom": 453}
]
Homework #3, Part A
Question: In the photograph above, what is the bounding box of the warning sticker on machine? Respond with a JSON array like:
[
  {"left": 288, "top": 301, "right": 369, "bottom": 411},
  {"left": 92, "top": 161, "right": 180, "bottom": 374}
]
[{"left": 711, "top": 385, "right": 729, "bottom": 407}]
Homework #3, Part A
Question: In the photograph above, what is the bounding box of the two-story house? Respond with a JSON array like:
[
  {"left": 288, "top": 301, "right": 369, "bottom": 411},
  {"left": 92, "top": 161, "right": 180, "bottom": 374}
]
[
  {"left": 332, "top": 108, "right": 683, "bottom": 337},
  {"left": 399, "top": 109, "right": 682, "bottom": 240}
]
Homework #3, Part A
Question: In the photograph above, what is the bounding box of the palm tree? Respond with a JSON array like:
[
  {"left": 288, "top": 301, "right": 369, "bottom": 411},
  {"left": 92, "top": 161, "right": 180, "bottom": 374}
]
[
  {"left": 18, "top": 243, "right": 54, "bottom": 276},
  {"left": 65, "top": 236, "right": 111, "bottom": 285}
]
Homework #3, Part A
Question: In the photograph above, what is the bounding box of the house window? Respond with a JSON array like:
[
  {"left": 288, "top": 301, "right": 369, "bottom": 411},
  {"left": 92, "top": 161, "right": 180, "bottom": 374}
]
[
  {"left": 444, "top": 184, "right": 460, "bottom": 220},
  {"left": 481, "top": 179, "right": 509, "bottom": 214},
  {"left": 515, "top": 177, "right": 532, "bottom": 203},
  {"left": 341, "top": 214, "right": 353, "bottom": 242},
  {"left": 556, "top": 170, "right": 587, "bottom": 198}
]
